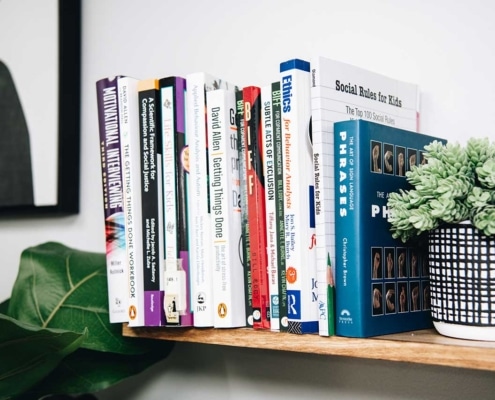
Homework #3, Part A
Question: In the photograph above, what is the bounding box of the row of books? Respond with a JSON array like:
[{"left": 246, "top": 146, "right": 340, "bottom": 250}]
[{"left": 96, "top": 55, "right": 442, "bottom": 337}]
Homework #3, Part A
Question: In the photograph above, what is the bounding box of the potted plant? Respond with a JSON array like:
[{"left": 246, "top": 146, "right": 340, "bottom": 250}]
[
  {"left": 0, "top": 242, "right": 174, "bottom": 399},
  {"left": 387, "top": 137, "right": 495, "bottom": 341}
]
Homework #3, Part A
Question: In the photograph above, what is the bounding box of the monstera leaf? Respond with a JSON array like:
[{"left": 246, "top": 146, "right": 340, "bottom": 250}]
[{"left": 1, "top": 242, "right": 174, "bottom": 398}]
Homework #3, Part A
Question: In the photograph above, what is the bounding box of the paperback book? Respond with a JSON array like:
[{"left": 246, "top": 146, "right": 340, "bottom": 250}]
[
  {"left": 280, "top": 59, "right": 318, "bottom": 334},
  {"left": 243, "top": 85, "right": 270, "bottom": 329},
  {"left": 138, "top": 78, "right": 164, "bottom": 326},
  {"left": 235, "top": 90, "right": 253, "bottom": 327},
  {"left": 334, "top": 119, "right": 443, "bottom": 338},
  {"left": 117, "top": 76, "right": 146, "bottom": 327},
  {"left": 159, "top": 76, "right": 193, "bottom": 327},
  {"left": 186, "top": 72, "right": 237, "bottom": 327},
  {"left": 310, "top": 55, "right": 420, "bottom": 336},
  {"left": 271, "top": 81, "right": 289, "bottom": 332},
  {"left": 207, "top": 88, "right": 246, "bottom": 328},
  {"left": 95, "top": 76, "right": 128, "bottom": 324},
  {"left": 261, "top": 82, "right": 287, "bottom": 331},
  {"left": 261, "top": 84, "right": 278, "bottom": 330}
]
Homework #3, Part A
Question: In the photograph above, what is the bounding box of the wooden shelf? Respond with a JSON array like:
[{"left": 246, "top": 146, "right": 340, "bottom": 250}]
[{"left": 123, "top": 326, "right": 495, "bottom": 372}]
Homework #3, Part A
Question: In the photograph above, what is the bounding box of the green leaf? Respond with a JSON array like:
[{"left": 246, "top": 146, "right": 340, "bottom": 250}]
[
  {"left": 19, "top": 342, "right": 174, "bottom": 398},
  {"left": 7, "top": 242, "right": 159, "bottom": 355},
  {"left": 0, "top": 313, "right": 87, "bottom": 399},
  {"left": 0, "top": 299, "right": 9, "bottom": 315},
  {"left": 2, "top": 242, "right": 175, "bottom": 398}
]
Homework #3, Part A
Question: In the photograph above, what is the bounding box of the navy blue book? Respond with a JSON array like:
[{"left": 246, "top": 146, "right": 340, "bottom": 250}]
[{"left": 334, "top": 119, "right": 446, "bottom": 338}]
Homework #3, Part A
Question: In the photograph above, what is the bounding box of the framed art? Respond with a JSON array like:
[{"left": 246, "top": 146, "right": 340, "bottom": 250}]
[{"left": 0, "top": 0, "right": 81, "bottom": 216}]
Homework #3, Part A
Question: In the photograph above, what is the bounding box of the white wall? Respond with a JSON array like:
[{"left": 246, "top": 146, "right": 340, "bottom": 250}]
[{"left": 1, "top": 0, "right": 495, "bottom": 398}]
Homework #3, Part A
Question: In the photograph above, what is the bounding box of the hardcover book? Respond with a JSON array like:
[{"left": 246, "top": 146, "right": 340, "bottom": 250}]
[
  {"left": 117, "top": 76, "right": 145, "bottom": 327},
  {"left": 207, "top": 88, "right": 246, "bottom": 328},
  {"left": 95, "top": 76, "right": 128, "bottom": 324},
  {"left": 138, "top": 78, "right": 164, "bottom": 326},
  {"left": 280, "top": 59, "right": 318, "bottom": 334},
  {"left": 159, "top": 76, "right": 193, "bottom": 327},
  {"left": 334, "top": 119, "right": 443, "bottom": 338},
  {"left": 186, "top": 72, "right": 237, "bottom": 327},
  {"left": 310, "top": 55, "right": 420, "bottom": 336},
  {"left": 243, "top": 85, "right": 270, "bottom": 329},
  {"left": 235, "top": 90, "right": 253, "bottom": 327}
]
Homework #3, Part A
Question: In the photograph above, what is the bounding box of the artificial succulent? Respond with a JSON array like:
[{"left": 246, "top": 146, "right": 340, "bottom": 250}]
[{"left": 387, "top": 137, "right": 495, "bottom": 242}]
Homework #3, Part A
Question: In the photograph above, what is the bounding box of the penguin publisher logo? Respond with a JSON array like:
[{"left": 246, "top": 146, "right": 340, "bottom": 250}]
[
  {"left": 218, "top": 303, "right": 227, "bottom": 318},
  {"left": 128, "top": 305, "right": 137, "bottom": 320}
]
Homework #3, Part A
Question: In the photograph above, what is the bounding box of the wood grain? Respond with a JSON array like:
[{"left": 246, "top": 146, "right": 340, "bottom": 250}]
[{"left": 123, "top": 326, "right": 495, "bottom": 371}]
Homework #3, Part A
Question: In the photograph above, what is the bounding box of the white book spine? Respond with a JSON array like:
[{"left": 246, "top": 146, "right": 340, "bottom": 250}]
[
  {"left": 310, "top": 55, "right": 420, "bottom": 336},
  {"left": 207, "top": 89, "right": 246, "bottom": 328},
  {"left": 186, "top": 73, "right": 236, "bottom": 327},
  {"left": 261, "top": 84, "right": 280, "bottom": 331},
  {"left": 186, "top": 73, "right": 214, "bottom": 327},
  {"left": 118, "top": 76, "right": 145, "bottom": 327},
  {"left": 310, "top": 65, "right": 332, "bottom": 336},
  {"left": 280, "top": 59, "right": 318, "bottom": 334},
  {"left": 161, "top": 85, "right": 178, "bottom": 260}
]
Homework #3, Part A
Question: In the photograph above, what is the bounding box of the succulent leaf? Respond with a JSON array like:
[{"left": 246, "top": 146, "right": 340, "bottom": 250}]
[{"left": 387, "top": 137, "right": 495, "bottom": 240}]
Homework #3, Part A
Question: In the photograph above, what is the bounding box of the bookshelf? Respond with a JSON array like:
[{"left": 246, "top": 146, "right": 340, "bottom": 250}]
[{"left": 123, "top": 326, "right": 495, "bottom": 372}]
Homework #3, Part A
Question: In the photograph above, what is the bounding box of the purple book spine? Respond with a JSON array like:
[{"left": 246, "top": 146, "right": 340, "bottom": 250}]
[{"left": 95, "top": 76, "right": 128, "bottom": 323}]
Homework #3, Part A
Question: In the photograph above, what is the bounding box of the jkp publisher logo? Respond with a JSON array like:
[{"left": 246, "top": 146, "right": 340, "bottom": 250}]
[{"left": 196, "top": 292, "right": 206, "bottom": 312}]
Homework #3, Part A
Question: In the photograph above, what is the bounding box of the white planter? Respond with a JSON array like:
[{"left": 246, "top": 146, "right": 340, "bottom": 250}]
[
  {"left": 433, "top": 321, "right": 495, "bottom": 341},
  {"left": 428, "top": 222, "right": 495, "bottom": 341}
]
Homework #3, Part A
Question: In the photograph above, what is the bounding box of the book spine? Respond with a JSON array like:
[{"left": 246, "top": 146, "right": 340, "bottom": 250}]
[
  {"left": 207, "top": 89, "right": 246, "bottom": 328},
  {"left": 261, "top": 84, "right": 280, "bottom": 331},
  {"left": 243, "top": 86, "right": 270, "bottom": 329},
  {"left": 186, "top": 73, "right": 214, "bottom": 327},
  {"left": 174, "top": 78, "right": 193, "bottom": 327},
  {"left": 280, "top": 59, "right": 318, "bottom": 334},
  {"left": 310, "top": 59, "right": 334, "bottom": 337},
  {"left": 161, "top": 83, "right": 178, "bottom": 261},
  {"left": 156, "top": 149, "right": 166, "bottom": 324},
  {"left": 95, "top": 77, "right": 128, "bottom": 324},
  {"left": 271, "top": 81, "right": 288, "bottom": 332},
  {"left": 138, "top": 79, "right": 164, "bottom": 326},
  {"left": 186, "top": 73, "right": 237, "bottom": 327},
  {"left": 117, "top": 76, "right": 145, "bottom": 327},
  {"left": 236, "top": 90, "right": 253, "bottom": 327},
  {"left": 160, "top": 76, "right": 193, "bottom": 327}
]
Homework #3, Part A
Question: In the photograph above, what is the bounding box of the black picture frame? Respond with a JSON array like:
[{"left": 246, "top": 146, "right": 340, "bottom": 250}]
[{"left": 0, "top": 0, "right": 81, "bottom": 217}]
